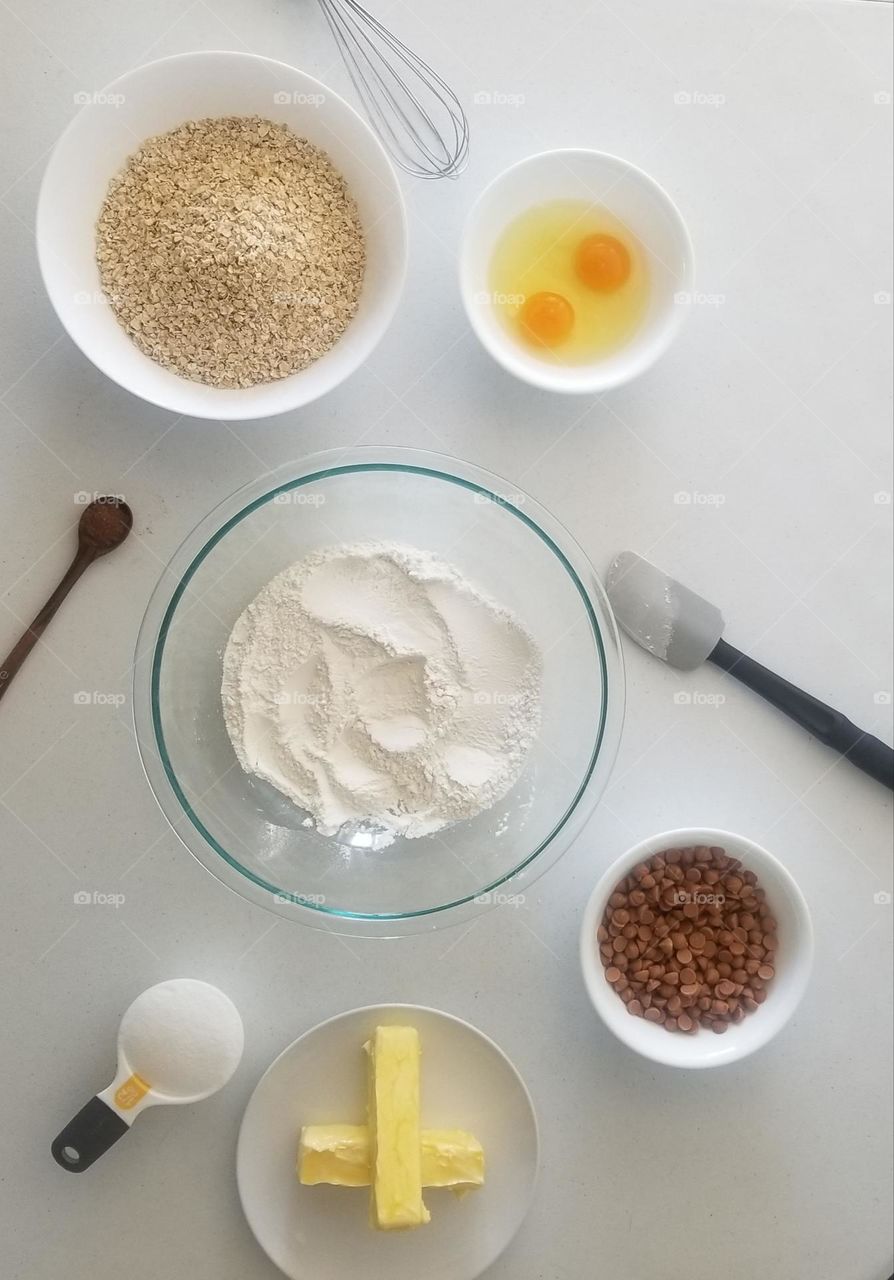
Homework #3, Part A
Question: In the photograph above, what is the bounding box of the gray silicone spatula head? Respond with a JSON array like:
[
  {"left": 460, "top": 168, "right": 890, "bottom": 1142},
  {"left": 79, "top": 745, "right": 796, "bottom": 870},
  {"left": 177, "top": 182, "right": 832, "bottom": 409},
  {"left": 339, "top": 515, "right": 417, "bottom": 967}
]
[{"left": 606, "top": 552, "right": 725, "bottom": 671}]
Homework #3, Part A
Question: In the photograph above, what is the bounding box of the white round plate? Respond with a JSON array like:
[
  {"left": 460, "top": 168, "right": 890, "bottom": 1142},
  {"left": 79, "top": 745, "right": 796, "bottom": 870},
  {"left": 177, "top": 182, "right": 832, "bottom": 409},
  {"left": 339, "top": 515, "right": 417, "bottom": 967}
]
[{"left": 237, "top": 1004, "right": 539, "bottom": 1280}]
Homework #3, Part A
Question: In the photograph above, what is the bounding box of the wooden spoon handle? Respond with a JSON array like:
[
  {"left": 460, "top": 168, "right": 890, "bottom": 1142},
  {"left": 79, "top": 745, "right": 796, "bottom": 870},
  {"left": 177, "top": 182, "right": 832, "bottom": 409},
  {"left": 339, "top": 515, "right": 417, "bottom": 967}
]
[{"left": 0, "top": 548, "right": 95, "bottom": 704}]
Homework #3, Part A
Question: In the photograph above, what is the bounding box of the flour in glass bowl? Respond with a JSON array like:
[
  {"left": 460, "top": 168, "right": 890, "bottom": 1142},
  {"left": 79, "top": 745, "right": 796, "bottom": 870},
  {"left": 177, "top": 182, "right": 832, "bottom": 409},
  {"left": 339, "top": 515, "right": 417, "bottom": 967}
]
[{"left": 221, "top": 543, "right": 542, "bottom": 842}]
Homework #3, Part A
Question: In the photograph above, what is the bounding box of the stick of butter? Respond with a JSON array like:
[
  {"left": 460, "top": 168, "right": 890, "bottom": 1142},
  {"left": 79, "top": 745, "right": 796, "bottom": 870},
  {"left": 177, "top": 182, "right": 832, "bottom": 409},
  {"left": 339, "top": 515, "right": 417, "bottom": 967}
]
[
  {"left": 298, "top": 1124, "right": 485, "bottom": 1192},
  {"left": 366, "top": 1026, "right": 430, "bottom": 1230}
]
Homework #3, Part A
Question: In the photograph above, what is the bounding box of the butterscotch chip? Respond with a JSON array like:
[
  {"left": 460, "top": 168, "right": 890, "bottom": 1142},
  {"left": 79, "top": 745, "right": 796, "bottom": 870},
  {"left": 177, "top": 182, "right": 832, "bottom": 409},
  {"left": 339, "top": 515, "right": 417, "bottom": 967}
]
[{"left": 598, "top": 844, "right": 779, "bottom": 1036}]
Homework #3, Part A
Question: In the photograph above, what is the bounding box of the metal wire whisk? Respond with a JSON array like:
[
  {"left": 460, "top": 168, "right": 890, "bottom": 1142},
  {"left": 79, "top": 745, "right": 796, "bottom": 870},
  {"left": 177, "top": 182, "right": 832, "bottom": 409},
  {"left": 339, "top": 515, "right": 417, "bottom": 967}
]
[{"left": 317, "top": 0, "right": 470, "bottom": 180}]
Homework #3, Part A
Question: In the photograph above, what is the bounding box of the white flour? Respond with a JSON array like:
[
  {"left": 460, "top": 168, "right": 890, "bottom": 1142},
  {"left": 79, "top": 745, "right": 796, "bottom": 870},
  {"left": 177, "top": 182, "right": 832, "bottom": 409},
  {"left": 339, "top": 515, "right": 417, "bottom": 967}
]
[
  {"left": 221, "top": 543, "right": 542, "bottom": 841},
  {"left": 118, "top": 980, "right": 244, "bottom": 1098}
]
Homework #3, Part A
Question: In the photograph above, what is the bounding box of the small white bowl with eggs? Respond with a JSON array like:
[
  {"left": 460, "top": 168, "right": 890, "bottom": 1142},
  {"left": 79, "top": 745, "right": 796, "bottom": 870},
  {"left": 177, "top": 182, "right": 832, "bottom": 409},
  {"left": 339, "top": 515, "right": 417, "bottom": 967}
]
[{"left": 460, "top": 149, "right": 694, "bottom": 394}]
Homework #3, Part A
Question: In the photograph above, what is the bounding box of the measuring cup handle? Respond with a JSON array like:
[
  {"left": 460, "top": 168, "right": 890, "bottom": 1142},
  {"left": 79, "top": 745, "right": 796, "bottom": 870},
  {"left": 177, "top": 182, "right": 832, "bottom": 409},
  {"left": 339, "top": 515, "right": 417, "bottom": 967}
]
[{"left": 51, "top": 1096, "right": 129, "bottom": 1172}]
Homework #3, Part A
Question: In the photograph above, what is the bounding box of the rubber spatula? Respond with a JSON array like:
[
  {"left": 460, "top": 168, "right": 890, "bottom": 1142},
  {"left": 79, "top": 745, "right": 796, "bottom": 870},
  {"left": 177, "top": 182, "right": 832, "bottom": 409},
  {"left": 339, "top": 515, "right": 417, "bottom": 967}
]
[{"left": 606, "top": 551, "right": 893, "bottom": 790}]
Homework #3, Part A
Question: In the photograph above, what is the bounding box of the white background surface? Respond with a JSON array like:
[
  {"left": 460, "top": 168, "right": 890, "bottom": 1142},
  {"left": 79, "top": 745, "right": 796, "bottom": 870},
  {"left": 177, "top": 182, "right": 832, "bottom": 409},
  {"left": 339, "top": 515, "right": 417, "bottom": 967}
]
[{"left": 1, "top": 1, "right": 892, "bottom": 1278}]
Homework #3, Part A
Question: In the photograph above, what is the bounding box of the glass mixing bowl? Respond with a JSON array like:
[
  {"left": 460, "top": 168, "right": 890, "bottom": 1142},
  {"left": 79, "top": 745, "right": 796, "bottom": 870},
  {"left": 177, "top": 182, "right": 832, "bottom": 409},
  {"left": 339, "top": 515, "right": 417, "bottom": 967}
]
[{"left": 133, "top": 449, "right": 624, "bottom": 935}]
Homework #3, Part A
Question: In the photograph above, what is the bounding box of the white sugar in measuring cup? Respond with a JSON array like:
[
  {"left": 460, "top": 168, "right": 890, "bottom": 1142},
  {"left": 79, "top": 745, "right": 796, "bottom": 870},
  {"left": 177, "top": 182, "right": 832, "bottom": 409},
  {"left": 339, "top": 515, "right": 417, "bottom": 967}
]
[{"left": 52, "top": 979, "right": 244, "bottom": 1172}]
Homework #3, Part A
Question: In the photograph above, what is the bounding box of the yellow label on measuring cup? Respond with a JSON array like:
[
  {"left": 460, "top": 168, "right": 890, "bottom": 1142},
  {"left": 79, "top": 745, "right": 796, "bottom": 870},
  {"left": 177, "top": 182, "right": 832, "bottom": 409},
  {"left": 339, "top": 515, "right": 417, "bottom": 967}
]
[{"left": 115, "top": 1074, "right": 150, "bottom": 1109}]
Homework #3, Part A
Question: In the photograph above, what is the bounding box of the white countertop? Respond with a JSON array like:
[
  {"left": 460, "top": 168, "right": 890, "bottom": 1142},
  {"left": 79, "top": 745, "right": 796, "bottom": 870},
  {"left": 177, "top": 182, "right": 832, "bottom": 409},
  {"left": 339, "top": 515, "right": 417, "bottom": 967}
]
[{"left": 1, "top": 1, "right": 892, "bottom": 1277}]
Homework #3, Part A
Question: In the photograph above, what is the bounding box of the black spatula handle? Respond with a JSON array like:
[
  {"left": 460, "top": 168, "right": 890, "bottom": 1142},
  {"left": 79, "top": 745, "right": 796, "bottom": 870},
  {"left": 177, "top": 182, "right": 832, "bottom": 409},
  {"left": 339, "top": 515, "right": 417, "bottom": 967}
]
[
  {"left": 51, "top": 1096, "right": 129, "bottom": 1172},
  {"left": 709, "top": 639, "right": 894, "bottom": 790}
]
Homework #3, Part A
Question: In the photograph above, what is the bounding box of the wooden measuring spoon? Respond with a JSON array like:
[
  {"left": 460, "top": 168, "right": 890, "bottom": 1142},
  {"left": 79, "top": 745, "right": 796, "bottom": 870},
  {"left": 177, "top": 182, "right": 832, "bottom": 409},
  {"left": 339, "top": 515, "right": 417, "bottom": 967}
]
[{"left": 0, "top": 498, "right": 133, "bottom": 704}]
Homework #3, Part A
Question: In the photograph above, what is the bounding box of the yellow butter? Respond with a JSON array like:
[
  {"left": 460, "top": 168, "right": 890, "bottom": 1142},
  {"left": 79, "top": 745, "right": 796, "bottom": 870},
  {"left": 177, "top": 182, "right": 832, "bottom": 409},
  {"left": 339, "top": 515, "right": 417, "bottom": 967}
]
[
  {"left": 366, "top": 1026, "right": 429, "bottom": 1230},
  {"left": 298, "top": 1124, "right": 485, "bottom": 1192},
  {"left": 420, "top": 1128, "right": 485, "bottom": 1192},
  {"left": 298, "top": 1124, "right": 372, "bottom": 1188}
]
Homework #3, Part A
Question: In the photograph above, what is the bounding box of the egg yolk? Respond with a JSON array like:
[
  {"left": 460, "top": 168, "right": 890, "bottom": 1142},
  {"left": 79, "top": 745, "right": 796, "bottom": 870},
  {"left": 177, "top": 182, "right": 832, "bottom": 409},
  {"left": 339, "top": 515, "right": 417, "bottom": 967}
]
[
  {"left": 575, "top": 234, "right": 631, "bottom": 292},
  {"left": 519, "top": 291, "right": 575, "bottom": 347}
]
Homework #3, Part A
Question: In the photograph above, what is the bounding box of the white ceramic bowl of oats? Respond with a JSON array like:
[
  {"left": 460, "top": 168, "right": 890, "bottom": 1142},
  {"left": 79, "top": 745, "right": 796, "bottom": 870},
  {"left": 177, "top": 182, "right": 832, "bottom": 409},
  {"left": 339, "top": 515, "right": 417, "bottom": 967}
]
[{"left": 37, "top": 51, "right": 408, "bottom": 421}]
